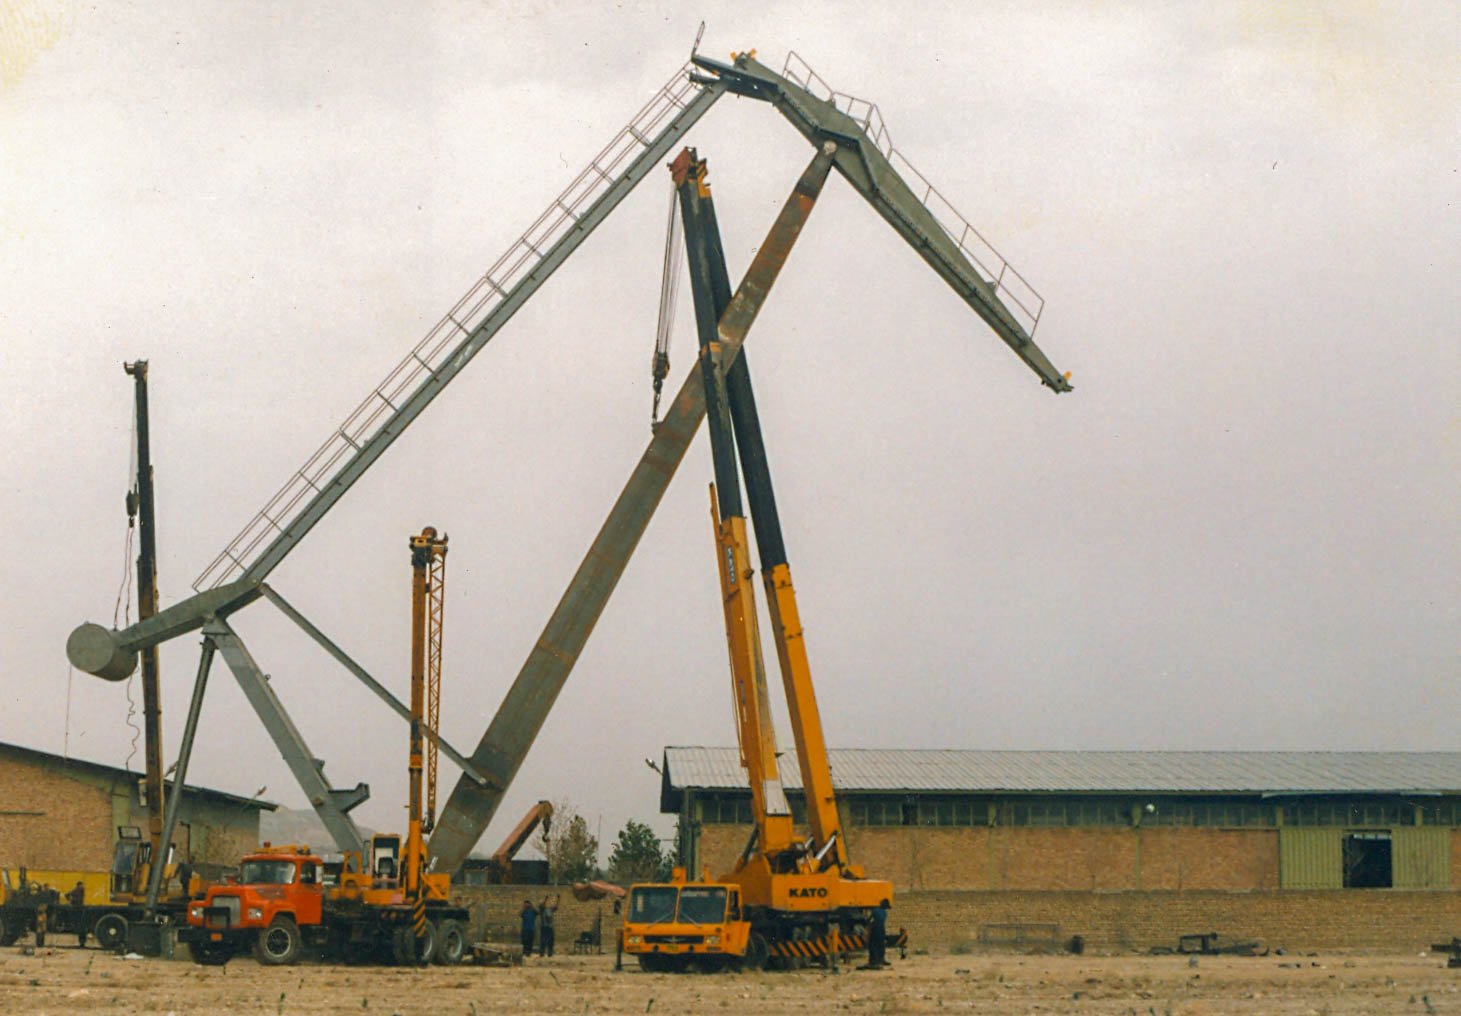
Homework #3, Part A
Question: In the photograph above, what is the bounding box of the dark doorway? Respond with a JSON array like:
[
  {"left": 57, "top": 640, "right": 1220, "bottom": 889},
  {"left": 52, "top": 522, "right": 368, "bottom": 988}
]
[{"left": 1343, "top": 831, "right": 1392, "bottom": 888}]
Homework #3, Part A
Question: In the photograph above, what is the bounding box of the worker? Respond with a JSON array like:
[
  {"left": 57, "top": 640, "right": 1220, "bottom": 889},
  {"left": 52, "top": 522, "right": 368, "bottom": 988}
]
[
  {"left": 867, "top": 898, "right": 890, "bottom": 969},
  {"left": 67, "top": 881, "right": 85, "bottom": 909},
  {"left": 519, "top": 898, "right": 538, "bottom": 956},
  {"left": 538, "top": 893, "right": 560, "bottom": 957}
]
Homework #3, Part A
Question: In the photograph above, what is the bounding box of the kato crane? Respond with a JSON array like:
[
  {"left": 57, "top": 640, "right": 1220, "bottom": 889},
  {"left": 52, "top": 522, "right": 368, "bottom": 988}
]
[{"left": 621, "top": 147, "right": 895, "bottom": 972}]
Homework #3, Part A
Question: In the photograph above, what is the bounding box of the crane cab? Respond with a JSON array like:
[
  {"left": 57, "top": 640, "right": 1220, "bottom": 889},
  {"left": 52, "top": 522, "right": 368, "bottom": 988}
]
[
  {"left": 370, "top": 834, "right": 401, "bottom": 886},
  {"left": 622, "top": 869, "right": 751, "bottom": 972}
]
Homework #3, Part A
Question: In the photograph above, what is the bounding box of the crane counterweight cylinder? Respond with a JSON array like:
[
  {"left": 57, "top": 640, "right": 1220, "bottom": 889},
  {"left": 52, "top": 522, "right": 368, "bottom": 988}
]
[{"left": 67, "top": 622, "right": 137, "bottom": 681}]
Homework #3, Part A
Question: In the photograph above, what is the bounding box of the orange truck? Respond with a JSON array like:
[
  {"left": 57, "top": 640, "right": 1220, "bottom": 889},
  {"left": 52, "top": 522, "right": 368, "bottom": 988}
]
[{"left": 180, "top": 837, "right": 469, "bottom": 965}]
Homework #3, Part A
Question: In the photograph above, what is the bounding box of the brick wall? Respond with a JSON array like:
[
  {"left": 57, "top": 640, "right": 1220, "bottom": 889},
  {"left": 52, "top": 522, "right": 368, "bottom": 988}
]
[
  {"left": 0, "top": 749, "right": 263, "bottom": 873},
  {"left": 0, "top": 755, "right": 113, "bottom": 869},
  {"left": 447, "top": 882, "right": 1461, "bottom": 954},
  {"left": 151, "top": 794, "right": 261, "bottom": 867},
  {"left": 697, "top": 822, "right": 1282, "bottom": 892},
  {"left": 451, "top": 885, "right": 620, "bottom": 950},
  {"left": 892, "top": 889, "right": 1461, "bottom": 953}
]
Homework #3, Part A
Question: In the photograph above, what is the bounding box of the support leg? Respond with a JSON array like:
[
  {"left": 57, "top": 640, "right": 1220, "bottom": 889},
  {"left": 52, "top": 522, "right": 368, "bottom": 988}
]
[
  {"left": 144, "top": 637, "right": 215, "bottom": 912},
  {"left": 207, "top": 617, "right": 367, "bottom": 855}
]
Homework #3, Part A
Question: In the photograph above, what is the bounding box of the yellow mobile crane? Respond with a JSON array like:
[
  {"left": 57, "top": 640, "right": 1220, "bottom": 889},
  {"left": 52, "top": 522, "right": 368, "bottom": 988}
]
[
  {"left": 182, "top": 528, "right": 467, "bottom": 965},
  {"left": 622, "top": 147, "right": 896, "bottom": 972}
]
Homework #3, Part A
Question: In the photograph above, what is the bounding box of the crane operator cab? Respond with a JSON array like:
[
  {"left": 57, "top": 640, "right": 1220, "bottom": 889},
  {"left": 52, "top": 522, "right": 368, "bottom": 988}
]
[{"left": 370, "top": 834, "right": 401, "bottom": 888}]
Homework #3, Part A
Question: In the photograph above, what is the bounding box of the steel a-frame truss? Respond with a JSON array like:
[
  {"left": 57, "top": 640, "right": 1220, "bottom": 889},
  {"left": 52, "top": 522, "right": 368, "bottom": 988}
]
[{"left": 67, "top": 49, "right": 1071, "bottom": 878}]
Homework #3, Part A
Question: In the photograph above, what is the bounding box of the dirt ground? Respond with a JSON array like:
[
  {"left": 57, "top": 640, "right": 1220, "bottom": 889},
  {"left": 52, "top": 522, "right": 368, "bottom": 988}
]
[{"left": 1, "top": 942, "right": 1457, "bottom": 1015}]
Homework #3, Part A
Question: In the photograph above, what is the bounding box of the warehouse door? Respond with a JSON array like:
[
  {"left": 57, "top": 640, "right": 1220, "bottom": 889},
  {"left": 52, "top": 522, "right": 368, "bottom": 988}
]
[
  {"left": 1341, "top": 831, "right": 1391, "bottom": 888},
  {"left": 1391, "top": 827, "right": 1451, "bottom": 889},
  {"left": 1279, "top": 827, "right": 1342, "bottom": 888}
]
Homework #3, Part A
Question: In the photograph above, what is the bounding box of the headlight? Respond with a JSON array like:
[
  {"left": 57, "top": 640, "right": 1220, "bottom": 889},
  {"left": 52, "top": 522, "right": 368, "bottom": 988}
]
[
  {"left": 626, "top": 935, "right": 643, "bottom": 946},
  {"left": 189, "top": 905, "right": 202, "bottom": 919},
  {"left": 705, "top": 935, "right": 720, "bottom": 946},
  {"left": 246, "top": 907, "right": 263, "bottom": 921}
]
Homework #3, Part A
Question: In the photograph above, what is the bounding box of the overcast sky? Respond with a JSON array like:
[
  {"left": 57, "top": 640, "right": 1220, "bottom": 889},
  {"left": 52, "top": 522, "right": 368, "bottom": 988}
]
[{"left": 3, "top": 1, "right": 1457, "bottom": 860}]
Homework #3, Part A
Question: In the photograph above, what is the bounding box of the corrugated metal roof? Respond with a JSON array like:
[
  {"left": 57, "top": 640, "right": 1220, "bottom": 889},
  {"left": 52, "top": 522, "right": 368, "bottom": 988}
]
[{"left": 663, "top": 747, "right": 1461, "bottom": 795}]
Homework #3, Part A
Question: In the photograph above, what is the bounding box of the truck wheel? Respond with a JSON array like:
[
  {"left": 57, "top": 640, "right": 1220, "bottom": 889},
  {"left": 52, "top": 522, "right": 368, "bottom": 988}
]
[
  {"left": 637, "top": 952, "right": 669, "bottom": 973},
  {"left": 0, "top": 910, "right": 21, "bottom": 947},
  {"left": 190, "top": 939, "right": 232, "bottom": 966},
  {"left": 93, "top": 914, "right": 128, "bottom": 952},
  {"left": 742, "top": 933, "right": 768, "bottom": 971},
  {"left": 390, "top": 921, "right": 436, "bottom": 965},
  {"left": 432, "top": 919, "right": 465, "bottom": 965},
  {"left": 253, "top": 916, "right": 302, "bottom": 966}
]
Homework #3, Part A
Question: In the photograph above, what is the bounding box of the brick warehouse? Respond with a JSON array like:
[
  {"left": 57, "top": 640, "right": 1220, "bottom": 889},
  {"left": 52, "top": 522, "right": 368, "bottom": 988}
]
[
  {"left": 0, "top": 741, "right": 275, "bottom": 875},
  {"left": 660, "top": 747, "right": 1461, "bottom": 950}
]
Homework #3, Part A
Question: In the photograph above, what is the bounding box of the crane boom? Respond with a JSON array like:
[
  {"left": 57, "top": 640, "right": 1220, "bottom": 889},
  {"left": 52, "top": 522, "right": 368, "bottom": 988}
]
[
  {"left": 670, "top": 148, "right": 847, "bottom": 868},
  {"left": 426, "top": 143, "right": 840, "bottom": 872}
]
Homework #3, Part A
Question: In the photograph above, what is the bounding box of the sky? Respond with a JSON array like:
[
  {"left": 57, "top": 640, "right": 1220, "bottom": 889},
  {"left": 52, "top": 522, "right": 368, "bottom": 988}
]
[{"left": 2, "top": 1, "right": 1458, "bottom": 863}]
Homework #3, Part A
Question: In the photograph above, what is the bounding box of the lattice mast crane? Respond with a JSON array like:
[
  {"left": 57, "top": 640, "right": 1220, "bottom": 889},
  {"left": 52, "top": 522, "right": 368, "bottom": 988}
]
[{"left": 406, "top": 527, "right": 448, "bottom": 899}]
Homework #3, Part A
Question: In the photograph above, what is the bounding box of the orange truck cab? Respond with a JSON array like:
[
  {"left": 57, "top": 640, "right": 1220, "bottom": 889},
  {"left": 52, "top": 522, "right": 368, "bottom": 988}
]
[{"left": 181, "top": 844, "right": 324, "bottom": 965}]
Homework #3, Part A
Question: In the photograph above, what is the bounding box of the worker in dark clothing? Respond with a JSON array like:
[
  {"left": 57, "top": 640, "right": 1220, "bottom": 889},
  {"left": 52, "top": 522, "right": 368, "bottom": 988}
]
[
  {"left": 867, "top": 898, "right": 890, "bottom": 969},
  {"left": 520, "top": 899, "right": 538, "bottom": 956},
  {"left": 68, "top": 882, "right": 87, "bottom": 947},
  {"left": 538, "top": 893, "right": 560, "bottom": 957}
]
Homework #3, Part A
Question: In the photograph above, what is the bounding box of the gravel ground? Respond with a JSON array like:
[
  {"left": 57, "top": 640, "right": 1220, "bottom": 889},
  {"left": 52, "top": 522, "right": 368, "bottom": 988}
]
[{"left": 1, "top": 941, "right": 1456, "bottom": 1015}]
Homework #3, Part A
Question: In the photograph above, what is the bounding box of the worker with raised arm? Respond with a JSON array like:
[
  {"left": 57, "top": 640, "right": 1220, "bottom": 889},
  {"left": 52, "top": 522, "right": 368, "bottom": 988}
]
[{"left": 539, "top": 892, "right": 560, "bottom": 957}]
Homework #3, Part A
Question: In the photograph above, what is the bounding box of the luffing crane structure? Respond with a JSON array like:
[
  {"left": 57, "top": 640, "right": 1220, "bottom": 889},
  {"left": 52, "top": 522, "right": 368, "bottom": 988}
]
[{"left": 66, "top": 46, "right": 1070, "bottom": 877}]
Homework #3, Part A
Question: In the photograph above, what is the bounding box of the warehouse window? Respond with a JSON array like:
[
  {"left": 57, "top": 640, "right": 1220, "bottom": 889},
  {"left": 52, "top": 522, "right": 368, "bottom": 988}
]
[
  {"left": 1342, "top": 831, "right": 1392, "bottom": 888},
  {"left": 1420, "top": 801, "right": 1460, "bottom": 827},
  {"left": 1285, "top": 799, "right": 1415, "bottom": 827},
  {"left": 848, "top": 798, "right": 904, "bottom": 826},
  {"left": 701, "top": 797, "right": 753, "bottom": 824}
]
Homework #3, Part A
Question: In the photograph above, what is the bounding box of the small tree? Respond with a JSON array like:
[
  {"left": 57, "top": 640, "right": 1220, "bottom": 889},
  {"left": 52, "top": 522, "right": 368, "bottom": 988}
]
[
  {"left": 536, "top": 800, "right": 599, "bottom": 884},
  {"left": 607, "top": 820, "right": 664, "bottom": 883}
]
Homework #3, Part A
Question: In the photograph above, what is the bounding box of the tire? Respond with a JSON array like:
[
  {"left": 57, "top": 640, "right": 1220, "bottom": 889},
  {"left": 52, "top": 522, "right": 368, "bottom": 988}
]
[
  {"left": 432, "top": 919, "right": 465, "bottom": 966},
  {"left": 93, "top": 914, "right": 128, "bottom": 952},
  {"left": 253, "top": 916, "right": 302, "bottom": 966},
  {"left": 190, "top": 939, "right": 232, "bottom": 966},
  {"left": 0, "top": 910, "right": 22, "bottom": 947},
  {"left": 637, "top": 952, "right": 688, "bottom": 973},
  {"left": 693, "top": 954, "right": 727, "bottom": 973},
  {"left": 742, "top": 933, "right": 769, "bottom": 972},
  {"left": 390, "top": 920, "right": 436, "bottom": 966}
]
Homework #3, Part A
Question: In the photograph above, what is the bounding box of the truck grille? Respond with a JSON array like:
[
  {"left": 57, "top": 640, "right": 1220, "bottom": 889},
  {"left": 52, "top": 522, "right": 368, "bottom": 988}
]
[
  {"left": 205, "top": 896, "right": 241, "bottom": 929},
  {"left": 645, "top": 934, "right": 704, "bottom": 945}
]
